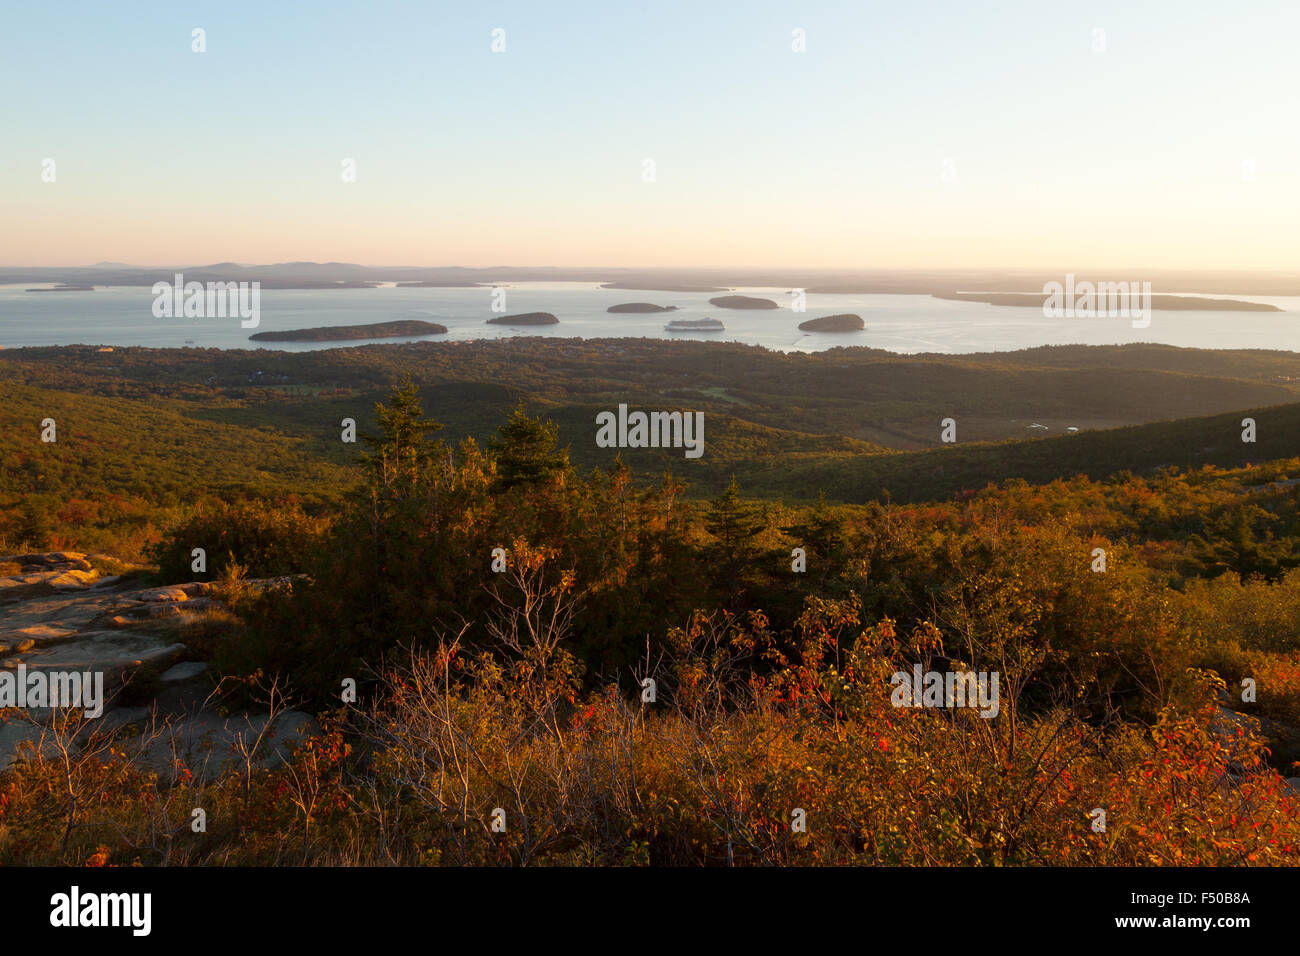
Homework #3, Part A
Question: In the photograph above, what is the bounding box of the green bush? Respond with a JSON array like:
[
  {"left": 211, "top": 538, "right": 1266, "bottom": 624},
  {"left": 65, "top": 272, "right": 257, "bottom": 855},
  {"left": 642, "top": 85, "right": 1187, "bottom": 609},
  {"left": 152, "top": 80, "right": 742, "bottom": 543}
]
[{"left": 149, "top": 500, "right": 332, "bottom": 583}]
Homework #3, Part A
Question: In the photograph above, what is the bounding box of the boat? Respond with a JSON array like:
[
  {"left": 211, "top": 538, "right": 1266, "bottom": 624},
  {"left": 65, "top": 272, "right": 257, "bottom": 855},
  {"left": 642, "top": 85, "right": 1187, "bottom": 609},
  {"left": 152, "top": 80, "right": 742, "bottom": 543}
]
[{"left": 665, "top": 317, "right": 725, "bottom": 332}]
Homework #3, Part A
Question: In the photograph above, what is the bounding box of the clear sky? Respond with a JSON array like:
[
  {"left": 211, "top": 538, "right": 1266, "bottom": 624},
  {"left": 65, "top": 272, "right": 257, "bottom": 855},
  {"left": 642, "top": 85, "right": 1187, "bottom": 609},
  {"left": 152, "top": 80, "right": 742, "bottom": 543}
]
[{"left": 3, "top": 0, "right": 1297, "bottom": 270}]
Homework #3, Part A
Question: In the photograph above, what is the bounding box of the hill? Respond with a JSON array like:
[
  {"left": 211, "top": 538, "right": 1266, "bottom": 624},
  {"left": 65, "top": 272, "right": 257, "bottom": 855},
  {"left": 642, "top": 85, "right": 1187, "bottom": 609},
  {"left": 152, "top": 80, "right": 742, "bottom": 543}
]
[
  {"left": 770, "top": 400, "right": 1300, "bottom": 503},
  {"left": 3, "top": 339, "right": 1300, "bottom": 551}
]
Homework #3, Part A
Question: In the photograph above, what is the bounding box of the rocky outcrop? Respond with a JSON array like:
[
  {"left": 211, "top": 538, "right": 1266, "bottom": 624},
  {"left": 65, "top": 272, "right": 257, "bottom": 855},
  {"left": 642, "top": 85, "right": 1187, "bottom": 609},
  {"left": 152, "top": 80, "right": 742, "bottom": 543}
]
[
  {"left": 0, "top": 552, "right": 317, "bottom": 775},
  {"left": 0, "top": 551, "right": 94, "bottom": 573},
  {"left": 0, "top": 552, "right": 101, "bottom": 602}
]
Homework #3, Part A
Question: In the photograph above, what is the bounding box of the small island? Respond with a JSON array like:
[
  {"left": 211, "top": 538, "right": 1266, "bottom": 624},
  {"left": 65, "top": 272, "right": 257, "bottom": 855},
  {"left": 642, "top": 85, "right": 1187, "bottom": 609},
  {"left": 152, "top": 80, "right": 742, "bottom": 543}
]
[
  {"left": 27, "top": 284, "right": 95, "bottom": 292},
  {"left": 487, "top": 312, "right": 560, "bottom": 326},
  {"left": 708, "top": 295, "right": 779, "bottom": 310},
  {"left": 607, "top": 303, "right": 678, "bottom": 313},
  {"left": 249, "top": 319, "right": 447, "bottom": 342},
  {"left": 799, "top": 313, "right": 865, "bottom": 332},
  {"left": 666, "top": 317, "right": 725, "bottom": 332}
]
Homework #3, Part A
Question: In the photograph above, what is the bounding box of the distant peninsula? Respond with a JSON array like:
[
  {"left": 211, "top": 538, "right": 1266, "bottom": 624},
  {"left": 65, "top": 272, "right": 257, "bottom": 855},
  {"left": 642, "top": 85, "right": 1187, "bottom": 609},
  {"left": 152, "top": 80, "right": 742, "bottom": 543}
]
[
  {"left": 249, "top": 320, "right": 447, "bottom": 342},
  {"left": 709, "top": 295, "right": 780, "bottom": 310},
  {"left": 487, "top": 312, "right": 560, "bottom": 326},
  {"left": 935, "top": 292, "right": 1283, "bottom": 312},
  {"left": 27, "top": 285, "right": 94, "bottom": 292},
  {"left": 602, "top": 282, "right": 726, "bottom": 293},
  {"left": 8, "top": 264, "right": 1300, "bottom": 297},
  {"left": 607, "top": 303, "right": 678, "bottom": 313},
  {"left": 254, "top": 281, "right": 380, "bottom": 289},
  {"left": 799, "top": 313, "right": 865, "bottom": 332},
  {"left": 394, "top": 281, "right": 484, "bottom": 288}
]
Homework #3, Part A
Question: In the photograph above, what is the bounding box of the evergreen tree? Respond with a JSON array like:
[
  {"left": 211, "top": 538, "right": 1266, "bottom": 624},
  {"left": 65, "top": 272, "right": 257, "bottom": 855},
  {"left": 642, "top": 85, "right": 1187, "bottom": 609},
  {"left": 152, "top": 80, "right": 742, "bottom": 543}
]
[
  {"left": 488, "top": 404, "right": 570, "bottom": 491},
  {"left": 358, "top": 375, "right": 444, "bottom": 493},
  {"left": 781, "top": 492, "right": 850, "bottom": 589},
  {"left": 18, "top": 497, "right": 51, "bottom": 550},
  {"left": 704, "top": 476, "right": 766, "bottom": 601}
]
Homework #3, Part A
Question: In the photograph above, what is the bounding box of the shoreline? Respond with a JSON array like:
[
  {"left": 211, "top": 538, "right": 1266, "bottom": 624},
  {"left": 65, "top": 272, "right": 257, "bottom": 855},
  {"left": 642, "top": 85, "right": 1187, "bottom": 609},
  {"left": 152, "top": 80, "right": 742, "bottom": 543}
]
[{"left": 5, "top": 338, "right": 1300, "bottom": 361}]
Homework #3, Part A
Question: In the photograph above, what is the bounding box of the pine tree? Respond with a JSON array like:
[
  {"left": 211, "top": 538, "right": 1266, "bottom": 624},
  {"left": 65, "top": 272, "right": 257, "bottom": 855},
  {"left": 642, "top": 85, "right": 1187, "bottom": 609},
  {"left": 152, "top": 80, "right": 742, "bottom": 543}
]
[
  {"left": 704, "top": 476, "right": 765, "bottom": 600},
  {"left": 488, "top": 404, "right": 570, "bottom": 491},
  {"left": 18, "top": 497, "right": 51, "bottom": 550},
  {"left": 358, "top": 375, "right": 444, "bottom": 492},
  {"left": 781, "top": 493, "right": 849, "bottom": 588}
]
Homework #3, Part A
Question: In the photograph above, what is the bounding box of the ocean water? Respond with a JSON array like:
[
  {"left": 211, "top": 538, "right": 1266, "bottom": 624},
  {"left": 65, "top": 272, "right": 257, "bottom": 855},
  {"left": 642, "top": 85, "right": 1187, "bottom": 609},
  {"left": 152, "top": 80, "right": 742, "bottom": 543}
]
[{"left": 1, "top": 282, "right": 1297, "bottom": 355}]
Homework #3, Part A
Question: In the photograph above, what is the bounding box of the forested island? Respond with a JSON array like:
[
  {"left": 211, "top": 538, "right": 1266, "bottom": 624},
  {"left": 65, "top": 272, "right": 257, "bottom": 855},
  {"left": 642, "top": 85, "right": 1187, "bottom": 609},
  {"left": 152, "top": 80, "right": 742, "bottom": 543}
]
[
  {"left": 607, "top": 303, "right": 678, "bottom": 313},
  {"left": 487, "top": 312, "right": 560, "bottom": 326},
  {"left": 799, "top": 313, "right": 865, "bottom": 332},
  {"left": 709, "top": 295, "right": 780, "bottom": 309},
  {"left": 249, "top": 319, "right": 448, "bottom": 342}
]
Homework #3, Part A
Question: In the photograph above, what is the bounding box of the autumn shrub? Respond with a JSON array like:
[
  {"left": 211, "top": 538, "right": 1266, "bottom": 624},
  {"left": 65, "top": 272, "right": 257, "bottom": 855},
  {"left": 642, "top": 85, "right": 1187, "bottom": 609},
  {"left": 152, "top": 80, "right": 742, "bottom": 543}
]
[
  {"left": 8, "top": 388, "right": 1300, "bottom": 866},
  {"left": 149, "top": 499, "right": 332, "bottom": 582},
  {"left": 1246, "top": 652, "right": 1300, "bottom": 726},
  {"left": 5, "top": 609, "right": 1299, "bottom": 866}
]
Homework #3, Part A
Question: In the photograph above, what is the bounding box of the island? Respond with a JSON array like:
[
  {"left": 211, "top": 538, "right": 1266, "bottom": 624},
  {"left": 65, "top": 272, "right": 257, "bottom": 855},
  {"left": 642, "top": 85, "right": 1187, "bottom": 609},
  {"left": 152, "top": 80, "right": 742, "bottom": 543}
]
[
  {"left": 799, "top": 313, "right": 865, "bottom": 332},
  {"left": 394, "top": 281, "right": 484, "bottom": 288},
  {"left": 607, "top": 303, "right": 679, "bottom": 313},
  {"left": 708, "top": 295, "right": 779, "bottom": 310},
  {"left": 487, "top": 312, "right": 560, "bottom": 326},
  {"left": 666, "top": 317, "right": 725, "bottom": 332},
  {"left": 248, "top": 320, "right": 448, "bottom": 342},
  {"left": 27, "top": 285, "right": 94, "bottom": 292}
]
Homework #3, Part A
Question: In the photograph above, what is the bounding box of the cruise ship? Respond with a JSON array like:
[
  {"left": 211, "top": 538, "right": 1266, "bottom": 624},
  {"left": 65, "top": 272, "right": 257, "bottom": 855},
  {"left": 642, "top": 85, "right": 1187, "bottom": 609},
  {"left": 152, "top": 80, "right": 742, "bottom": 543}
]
[{"left": 665, "top": 317, "right": 725, "bottom": 332}]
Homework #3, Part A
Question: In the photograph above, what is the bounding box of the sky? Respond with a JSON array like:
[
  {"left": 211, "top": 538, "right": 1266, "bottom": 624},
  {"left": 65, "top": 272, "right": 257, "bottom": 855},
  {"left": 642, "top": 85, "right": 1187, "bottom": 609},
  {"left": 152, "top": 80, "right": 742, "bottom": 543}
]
[{"left": 2, "top": 0, "right": 1297, "bottom": 270}]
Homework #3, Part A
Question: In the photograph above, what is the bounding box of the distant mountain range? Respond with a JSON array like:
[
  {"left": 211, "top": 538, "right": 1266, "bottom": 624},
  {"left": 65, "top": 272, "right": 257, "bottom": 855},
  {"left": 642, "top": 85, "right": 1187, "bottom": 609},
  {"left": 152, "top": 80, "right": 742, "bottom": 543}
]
[{"left": 5, "top": 263, "right": 1300, "bottom": 295}]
